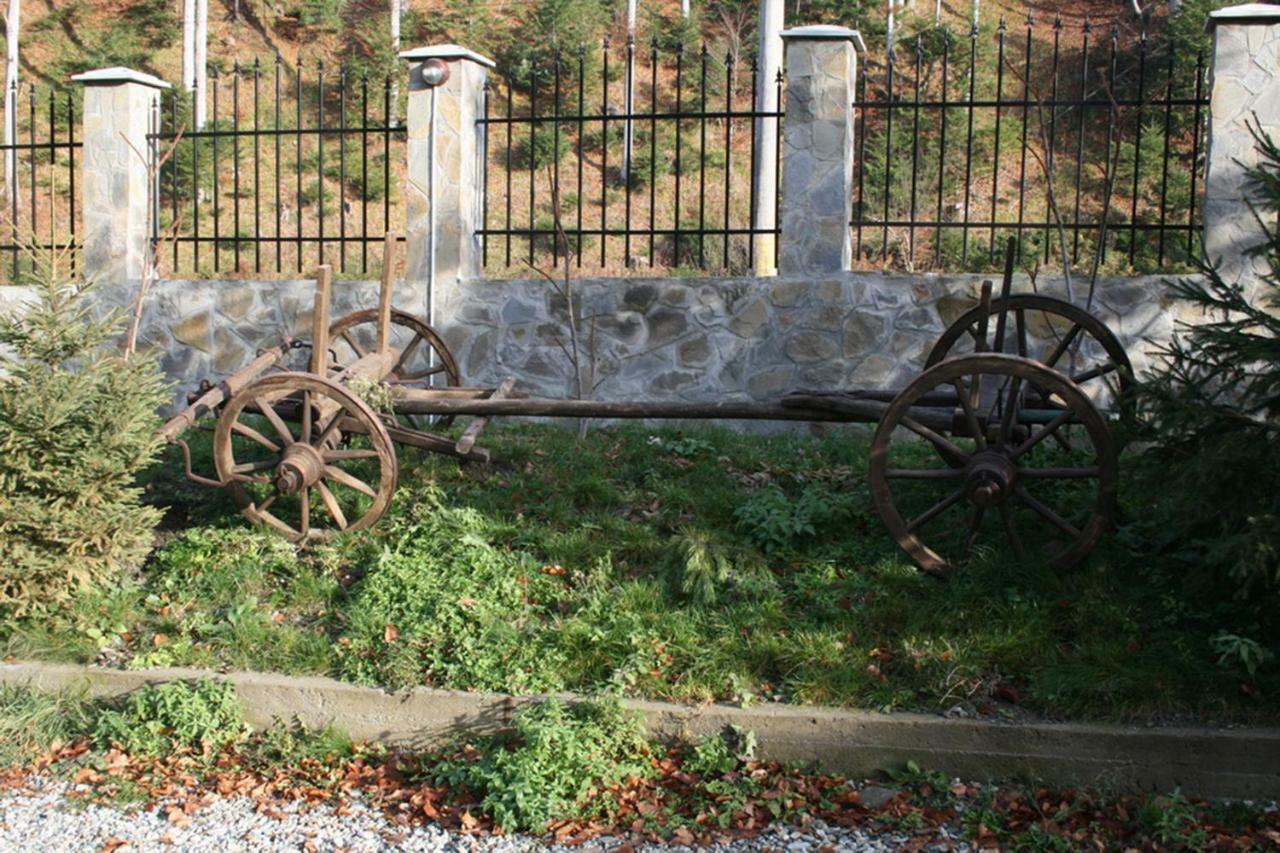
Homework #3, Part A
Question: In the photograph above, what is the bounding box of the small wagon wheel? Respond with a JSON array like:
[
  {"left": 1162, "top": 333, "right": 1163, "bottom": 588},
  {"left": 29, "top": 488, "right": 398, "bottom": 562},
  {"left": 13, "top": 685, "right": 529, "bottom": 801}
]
[
  {"left": 328, "top": 308, "right": 462, "bottom": 428},
  {"left": 213, "top": 372, "right": 398, "bottom": 541},
  {"left": 328, "top": 308, "right": 461, "bottom": 385},
  {"left": 926, "top": 294, "right": 1134, "bottom": 418},
  {"left": 868, "top": 353, "right": 1118, "bottom": 576}
]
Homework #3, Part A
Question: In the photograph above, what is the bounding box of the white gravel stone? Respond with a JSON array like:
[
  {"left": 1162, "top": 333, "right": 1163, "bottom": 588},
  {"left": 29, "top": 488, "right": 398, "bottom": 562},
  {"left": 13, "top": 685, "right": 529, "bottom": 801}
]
[{"left": 0, "top": 777, "right": 964, "bottom": 852}]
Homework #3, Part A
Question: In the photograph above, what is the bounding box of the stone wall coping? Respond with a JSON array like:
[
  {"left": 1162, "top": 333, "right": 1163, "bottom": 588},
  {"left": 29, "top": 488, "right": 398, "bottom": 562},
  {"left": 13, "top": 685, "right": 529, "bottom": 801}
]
[
  {"left": 70, "top": 67, "right": 172, "bottom": 90},
  {"left": 399, "top": 44, "right": 496, "bottom": 69},
  {"left": 1206, "top": 3, "right": 1280, "bottom": 29},
  {"left": 780, "top": 25, "right": 867, "bottom": 52}
]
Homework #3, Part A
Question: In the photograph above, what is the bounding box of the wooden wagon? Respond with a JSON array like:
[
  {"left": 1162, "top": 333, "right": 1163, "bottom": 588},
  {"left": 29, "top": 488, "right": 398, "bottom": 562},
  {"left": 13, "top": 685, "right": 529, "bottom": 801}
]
[{"left": 159, "top": 237, "right": 1131, "bottom": 575}]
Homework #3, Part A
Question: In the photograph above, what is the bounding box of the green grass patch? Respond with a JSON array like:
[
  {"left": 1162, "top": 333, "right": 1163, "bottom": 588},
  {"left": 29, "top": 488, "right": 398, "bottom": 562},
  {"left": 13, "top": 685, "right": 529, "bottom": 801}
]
[{"left": 2, "top": 422, "right": 1276, "bottom": 723}]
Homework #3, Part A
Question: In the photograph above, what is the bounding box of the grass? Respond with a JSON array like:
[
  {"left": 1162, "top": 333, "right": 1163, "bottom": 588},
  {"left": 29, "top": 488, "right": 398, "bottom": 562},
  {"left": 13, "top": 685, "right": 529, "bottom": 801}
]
[{"left": 2, "top": 421, "right": 1276, "bottom": 723}]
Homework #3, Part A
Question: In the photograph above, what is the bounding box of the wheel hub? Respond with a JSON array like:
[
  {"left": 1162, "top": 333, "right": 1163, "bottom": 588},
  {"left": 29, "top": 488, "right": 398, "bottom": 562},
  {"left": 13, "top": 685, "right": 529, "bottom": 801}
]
[
  {"left": 274, "top": 442, "right": 325, "bottom": 495},
  {"left": 964, "top": 450, "right": 1017, "bottom": 507}
]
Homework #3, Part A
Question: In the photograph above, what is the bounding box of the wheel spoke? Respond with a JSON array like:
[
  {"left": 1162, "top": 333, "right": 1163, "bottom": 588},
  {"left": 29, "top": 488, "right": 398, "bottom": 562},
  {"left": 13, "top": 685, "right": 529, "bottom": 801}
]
[
  {"left": 906, "top": 488, "right": 967, "bottom": 533},
  {"left": 998, "top": 503, "right": 1026, "bottom": 561},
  {"left": 952, "top": 376, "right": 986, "bottom": 449},
  {"left": 1014, "top": 485, "right": 1082, "bottom": 539},
  {"left": 886, "top": 467, "right": 965, "bottom": 480},
  {"left": 232, "top": 459, "right": 278, "bottom": 474},
  {"left": 340, "top": 330, "right": 368, "bottom": 359},
  {"left": 300, "top": 390, "right": 313, "bottom": 443},
  {"left": 324, "top": 465, "right": 377, "bottom": 498},
  {"left": 313, "top": 410, "right": 345, "bottom": 450},
  {"left": 998, "top": 376, "right": 1023, "bottom": 448},
  {"left": 231, "top": 420, "right": 281, "bottom": 453},
  {"left": 323, "top": 448, "right": 381, "bottom": 462},
  {"left": 300, "top": 487, "right": 310, "bottom": 538},
  {"left": 393, "top": 333, "right": 424, "bottom": 374},
  {"left": 1015, "top": 309, "right": 1028, "bottom": 358},
  {"left": 900, "top": 415, "right": 971, "bottom": 465},
  {"left": 963, "top": 506, "right": 986, "bottom": 558},
  {"left": 1071, "top": 361, "right": 1118, "bottom": 384},
  {"left": 1019, "top": 466, "right": 1099, "bottom": 479},
  {"left": 315, "top": 481, "right": 348, "bottom": 530},
  {"left": 1010, "top": 407, "right": 1076, "bottom": 461},
  {"left": 258, "top": 398, "right": 296, "bottom": 446},
  {"left": 1042, "top": 322, "right": 1083, "bottom": 369}
]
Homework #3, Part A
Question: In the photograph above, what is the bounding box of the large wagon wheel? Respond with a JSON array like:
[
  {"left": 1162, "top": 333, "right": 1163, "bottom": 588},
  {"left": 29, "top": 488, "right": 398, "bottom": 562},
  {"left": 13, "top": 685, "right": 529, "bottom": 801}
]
[
  {"left": 927, "top": 294, "right": 1133, "bottom": 418},
  {"left": 869, "top": 353, "right": 1118, "bottom": 575},
  {"left": 328, "top": 308, "right": 462, "bottom": 428},
  {"left": 213, "top": 372, "right": 398, "bottom": 541}
]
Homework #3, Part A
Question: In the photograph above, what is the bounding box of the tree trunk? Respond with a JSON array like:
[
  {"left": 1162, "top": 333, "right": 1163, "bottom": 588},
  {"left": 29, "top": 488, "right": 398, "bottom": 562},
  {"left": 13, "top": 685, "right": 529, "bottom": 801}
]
[
  {"left": 389, "top": 0, "right": 401, "bottom": 125},
  {"left": 194, "top": 0, "right": 207, "bottom": 128},
  {"left": 182, "top": 0, "right": 195, "bottom": 94},
  {"left": 4, "top": 0, "right": 18, "bottom": 210},
  {"left": 751, "top": 0, "right": 782, "bottom": 275}
]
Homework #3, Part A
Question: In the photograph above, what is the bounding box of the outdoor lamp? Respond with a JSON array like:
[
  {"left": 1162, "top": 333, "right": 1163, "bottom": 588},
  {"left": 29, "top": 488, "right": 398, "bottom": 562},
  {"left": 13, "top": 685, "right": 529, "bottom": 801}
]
[{"left": 420, "top": 58, "right": 450, "bottom": 87}]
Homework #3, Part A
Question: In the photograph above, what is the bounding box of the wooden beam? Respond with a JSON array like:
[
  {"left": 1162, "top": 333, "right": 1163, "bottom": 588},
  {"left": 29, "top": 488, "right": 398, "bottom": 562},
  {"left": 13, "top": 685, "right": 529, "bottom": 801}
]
[
  {"left": 311, "top": 265, "right": 333, "bottom": 376},
  {"left": 377, "top": 233, "right": 396, "bottom": 355},
  {"left": 456, "top": 378, "right": 515, "bottom": 455}
]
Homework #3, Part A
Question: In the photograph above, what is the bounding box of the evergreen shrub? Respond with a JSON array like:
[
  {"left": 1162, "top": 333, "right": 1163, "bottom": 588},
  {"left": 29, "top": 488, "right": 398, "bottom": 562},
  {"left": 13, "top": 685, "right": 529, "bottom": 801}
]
[{"left": 0, "top": 263, "right": 167, "bottom": 612}]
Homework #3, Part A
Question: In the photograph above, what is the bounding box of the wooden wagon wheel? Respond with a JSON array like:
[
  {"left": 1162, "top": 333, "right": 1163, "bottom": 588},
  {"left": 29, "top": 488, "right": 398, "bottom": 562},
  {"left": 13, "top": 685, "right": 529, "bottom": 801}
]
[
  {"left": 213, "top": 372, "right": 398, "bottom": 541},
  {"left": 328, "top": 309, "right": 461, "bottom": 385},
  {"left": 328, "top": 308, "right": 462, "bottom": 428},
  {"left": 868, "top": 353, "right": 1118, "bottom": 576},
  {"left": 926, "top": 293, "right": 1134, "bottom": 417}
]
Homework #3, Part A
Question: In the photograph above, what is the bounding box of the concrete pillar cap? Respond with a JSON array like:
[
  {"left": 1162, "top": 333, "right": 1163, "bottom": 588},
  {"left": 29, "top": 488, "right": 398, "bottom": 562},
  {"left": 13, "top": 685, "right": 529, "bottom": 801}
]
[
  {"left": 70, "top": 67, "right": 171, "bottom": 89},
  {"left": 398, "top": 45, "right": 496, "bottom": 69},
  {"left": 780, "top": 25, "right": 866, "bottom": 53},
  {"left": 1206, "top": 4, "right": 1280, "bottom": 31}
]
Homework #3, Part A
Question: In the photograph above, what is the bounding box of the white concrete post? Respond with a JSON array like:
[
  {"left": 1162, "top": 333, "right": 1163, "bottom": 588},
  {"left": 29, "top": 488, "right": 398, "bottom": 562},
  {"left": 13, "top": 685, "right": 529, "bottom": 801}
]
[
  {"left": 778, "top": 26, "right": 863, "bottom": 275},
  {"left": 400, "top": 45, "right": 493, "bottom": 325},
  {"left": 1203, "top": 5, "right": 1280, "bottom": 297},
  {"left": 72, "top": 67, "right": 170, "bottom": 285},
  {"left": 752, "top": 0, "right": 784, "bottom": 275}
]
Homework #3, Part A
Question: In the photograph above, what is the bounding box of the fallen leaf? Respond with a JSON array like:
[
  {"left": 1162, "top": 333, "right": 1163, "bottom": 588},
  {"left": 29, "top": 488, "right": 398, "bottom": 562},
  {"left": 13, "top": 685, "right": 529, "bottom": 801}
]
[{"left": 383, "top": 625, "right": 399, "bottom": 643}]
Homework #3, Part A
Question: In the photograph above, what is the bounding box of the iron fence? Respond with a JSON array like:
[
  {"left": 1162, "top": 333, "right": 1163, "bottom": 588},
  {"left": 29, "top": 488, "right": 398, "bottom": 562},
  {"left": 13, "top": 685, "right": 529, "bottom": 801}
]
[
  {"left": 0, "top": 84, "right": 80, "bottom": 283},
  {"left": 479, "top": 39, "right": 783, "bottom": 276},
  {"left": 149, "top": 58, "right": 406, "bottom": 278},
  {"left": 852, "top": 18, "right": 1209, "bottom": 274}
]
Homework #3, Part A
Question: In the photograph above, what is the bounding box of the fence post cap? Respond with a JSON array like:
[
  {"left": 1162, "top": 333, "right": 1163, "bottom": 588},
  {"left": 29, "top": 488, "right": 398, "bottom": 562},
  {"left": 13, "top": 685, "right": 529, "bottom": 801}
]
[
  {"left": 398, "top": 45, "right": 496, "bottom": 69},
  {"left": 70, "top": 67, "right": 171, "bottom": 90},
  {"left": 1206, "top": 4, "right": 1280, "bottom": 30},
  {"left": 780, "top": 25, "right": 866, "bottom": 52}
]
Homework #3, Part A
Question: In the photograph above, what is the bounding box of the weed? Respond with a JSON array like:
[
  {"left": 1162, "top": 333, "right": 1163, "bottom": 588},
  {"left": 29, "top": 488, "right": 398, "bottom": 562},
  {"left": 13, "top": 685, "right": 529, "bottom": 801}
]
[
  {"left": 93, "top": 679, "right": 247, "bottom": 757},
  {"left": 431, "top": 698, "right": 653, "bottom": 832}
]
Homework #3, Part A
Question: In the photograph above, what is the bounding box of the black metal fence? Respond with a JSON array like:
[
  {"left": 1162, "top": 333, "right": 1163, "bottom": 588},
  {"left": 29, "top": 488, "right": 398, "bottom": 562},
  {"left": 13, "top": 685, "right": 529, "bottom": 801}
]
[
  {"left": 479, "top": 39, "right": 783, "bottom": 275},
  {"left": 853, "top": 18, "right": 1209, "bottom": 274},
  {"left": 0, "top": 84, "right": 80, "bottom": 283},
  {"left": 149, "top": 58, "right": 406, "bottom": 278}
]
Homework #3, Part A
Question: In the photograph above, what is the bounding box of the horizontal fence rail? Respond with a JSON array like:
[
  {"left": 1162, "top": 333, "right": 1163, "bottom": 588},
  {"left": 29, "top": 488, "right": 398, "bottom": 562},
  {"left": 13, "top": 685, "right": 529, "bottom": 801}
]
[
  {"left": 479, "top": 39, "right": 783, "bottom": 276},
  {"left": 0, "top": 84, "right": 80, "bottom": 284},
  {"left": 149, "top": 58, "right": 406, "bottom": 279},
  {"left": 852, "top": 17, "right": 1208, "bottom": 274}
]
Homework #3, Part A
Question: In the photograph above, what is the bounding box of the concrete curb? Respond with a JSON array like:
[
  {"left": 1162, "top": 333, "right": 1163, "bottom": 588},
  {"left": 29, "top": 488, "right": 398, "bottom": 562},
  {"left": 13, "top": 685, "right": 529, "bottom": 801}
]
[{"left": 2, "top": 661, "right": 1278, "bottom": 800}]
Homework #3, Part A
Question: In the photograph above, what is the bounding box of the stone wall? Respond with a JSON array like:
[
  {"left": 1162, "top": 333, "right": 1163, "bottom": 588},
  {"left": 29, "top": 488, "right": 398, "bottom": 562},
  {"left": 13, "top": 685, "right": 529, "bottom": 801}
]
[{"left": 83, "top": 272, "right": 1188, "bottom": 419}]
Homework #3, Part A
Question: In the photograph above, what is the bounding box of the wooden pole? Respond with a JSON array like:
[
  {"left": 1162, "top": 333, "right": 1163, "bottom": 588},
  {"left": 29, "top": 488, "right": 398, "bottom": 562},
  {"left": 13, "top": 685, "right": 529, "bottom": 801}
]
[
  {"left": 310, "top": 264, "right": 332, "bottom": 375},
  {"left": 377, "top": 233, "right": 396, "bottom": 355}
]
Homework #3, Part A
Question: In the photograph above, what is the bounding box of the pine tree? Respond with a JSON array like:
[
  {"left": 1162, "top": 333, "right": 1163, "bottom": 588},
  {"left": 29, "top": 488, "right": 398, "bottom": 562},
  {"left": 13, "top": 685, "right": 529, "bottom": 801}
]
[
  {"left": 0, "top": 255, "right": 168, "bottom": 612},
  {"left": 1136, "top": 121, "right": 1280, "bottom": 598}
]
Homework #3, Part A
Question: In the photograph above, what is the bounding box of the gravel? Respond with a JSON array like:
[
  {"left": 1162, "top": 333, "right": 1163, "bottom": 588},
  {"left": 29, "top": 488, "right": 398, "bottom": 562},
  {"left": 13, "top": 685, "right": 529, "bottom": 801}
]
[{"left": 0, "top": 776, "right": 958, "bottom": 852}]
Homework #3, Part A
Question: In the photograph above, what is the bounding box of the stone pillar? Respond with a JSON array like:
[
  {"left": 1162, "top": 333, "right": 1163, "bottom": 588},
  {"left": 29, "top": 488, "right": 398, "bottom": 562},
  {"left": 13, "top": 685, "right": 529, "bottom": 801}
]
[
  {"left": 400, "top": 45, "right": 493, "bottom": 323},
  {"left": 71, "top": 67, "right": 170, "bottom": 284},
  {"left": 1203, "top": 5, "right": 1280, "bottom": 293},
  {"left": 778, "top": 26, "right": 863, "bottom": 276}
]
